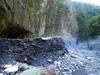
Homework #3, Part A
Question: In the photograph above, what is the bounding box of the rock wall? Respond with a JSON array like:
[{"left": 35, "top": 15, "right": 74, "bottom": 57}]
[{"left": 0, "top": 0, "right": 78, "bottom": 39}]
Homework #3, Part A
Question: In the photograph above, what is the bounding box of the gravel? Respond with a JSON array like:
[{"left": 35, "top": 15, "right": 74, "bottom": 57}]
[{"left": 0, "top": 38, "right": 100, "bottom": 75}]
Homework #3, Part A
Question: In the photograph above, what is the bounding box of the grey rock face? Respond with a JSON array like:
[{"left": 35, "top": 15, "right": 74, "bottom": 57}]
[{"left": 0, "top": 0, "right": 78, "bottom": 39}]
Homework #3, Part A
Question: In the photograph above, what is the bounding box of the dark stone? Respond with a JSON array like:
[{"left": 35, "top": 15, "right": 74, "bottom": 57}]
[
  {"left": 0, "top": 38, "right": 68, "bottom": 66},
  {"left": 72, "top": 69, "right": 88, "bottom": 75}
]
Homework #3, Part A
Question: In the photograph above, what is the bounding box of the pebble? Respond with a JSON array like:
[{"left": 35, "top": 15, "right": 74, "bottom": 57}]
[
  {"left": 47, "top": 59, "right": 52, "bottom": 63},
  {"left": 0, "top": 73, "right": 3, "bottom": 75},
  {"left": 64, "top": 68, "right": 69, "bottom": 71},
  {"left": 88, "top": 74, "right": 94, "bottom": 75},
  {"left": 87, "top": 57, "right": 92, "bottom": 60},
  {"left": 72, "top": 69, "right": 87, "bottom": 75},
  {"left": 4, "top": 65, "right": 18, "bottom": 73},
  {"left": 4, "top": 64, "right": 13, "bottom": 68},
  {"left": 68, "top": 70, "right": 73, "bottom": 74},
  {"left": 24, "top": 58, "right": 28, "bottom": 61},
  {"left": 54, "top": 61, "right": 61, "bottom": 66}
]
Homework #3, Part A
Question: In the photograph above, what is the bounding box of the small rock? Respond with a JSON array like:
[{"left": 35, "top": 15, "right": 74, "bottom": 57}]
[
  {"left": 0, "top": 73, "right": 3, "bottom": 75},
  {"left": 19, "top": 63, "right": 29, "bottom": 71},
  {"left": 47, "top": 59, "right": 53, "bottom": 63},
  {"left": 4, "top": 65, "right": 18, "bottom": 73},
  {"left": 54, "top": 61, "right": 61, "bottom": 65},
  {"left": 87, "top": 57, "right": 92, "bottom": 60},
  {"left": 4, "top": 64, "right": 12, "bottom": 68},
  {"left": 41, "top": 37, "right": 51, "bottom": 40},
  {"left": 24, "top": 58, "right": 28, "bottom": 61},
  {"left": 68, "top": 70, "right": 73, "bottom": 74},
  {"left": 88, "top": 74, "right": 94, "bottom": 75},
  {"left": 72, "top": 69, "right": 88, "bottom": 75},
  {"left": 33, "top": 57, "right": 37, "bottom": 61},
  {"left": 64, "top": 68, "right": 69, "bottom": 71}
]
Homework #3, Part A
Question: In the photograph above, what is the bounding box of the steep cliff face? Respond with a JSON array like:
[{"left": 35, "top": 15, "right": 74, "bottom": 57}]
[{"left": 0, "top": 0, "right": 78, "bottom": 39}]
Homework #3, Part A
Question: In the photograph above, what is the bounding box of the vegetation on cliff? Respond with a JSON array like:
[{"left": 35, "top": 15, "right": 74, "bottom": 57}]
[
  {"left": 73, "top": 2, "right": 100, "bottom": 39},
  {"left": 0, "top": 0, "right": 77, "bottom": 39},
  {"left": 0, "top": 0, "right": 31, "bottom": 38}
]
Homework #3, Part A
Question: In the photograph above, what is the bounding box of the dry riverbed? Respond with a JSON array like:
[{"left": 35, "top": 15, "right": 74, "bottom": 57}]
[{"left": 0, "top": 38, "right": 100, "bottom": 75}]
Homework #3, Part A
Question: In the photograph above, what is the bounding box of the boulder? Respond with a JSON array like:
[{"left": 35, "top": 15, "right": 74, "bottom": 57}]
[
  {"left": 20, "top": 67, "right": 56, "bottom": 75},
  {"left": 4, "top": 65, "right": 18, "bottom": 73}
]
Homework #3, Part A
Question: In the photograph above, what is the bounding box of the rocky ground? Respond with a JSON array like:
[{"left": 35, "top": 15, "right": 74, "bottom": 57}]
[
  {"left": 55, "top": 49, "right": 100, "bottom": 75},
  {"left": 0, "top": 37, "right": 100, "bottom": 75}
]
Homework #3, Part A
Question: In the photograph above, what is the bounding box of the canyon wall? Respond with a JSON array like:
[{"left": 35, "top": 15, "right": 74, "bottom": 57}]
[{"left": 0, "top": 0, "right": 78, "bottom": 39}]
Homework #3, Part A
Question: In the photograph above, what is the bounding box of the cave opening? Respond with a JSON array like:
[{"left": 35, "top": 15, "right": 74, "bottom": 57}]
[
  {"left": 7, "top": 26, "right": 30, "bottom": 39},
  {"left": 2, "top": 23, "right": 32, "bottom": 39}
]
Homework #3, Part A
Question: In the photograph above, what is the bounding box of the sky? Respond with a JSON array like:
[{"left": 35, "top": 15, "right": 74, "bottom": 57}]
[{"left": 72, "top": 0, "right": 100, "bottom": 6}]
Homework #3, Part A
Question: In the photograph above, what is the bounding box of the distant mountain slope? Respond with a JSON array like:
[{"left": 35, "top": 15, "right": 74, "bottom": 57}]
[
  {"left": 72, "top": 2, "right": 100, "bottom": 39},
  {"left": 73, "top": 2, "right": 100, "bottom": 17}
]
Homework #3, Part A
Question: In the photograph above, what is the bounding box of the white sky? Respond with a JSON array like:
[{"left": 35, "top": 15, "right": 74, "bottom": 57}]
[{"left": 72, "top": 0, "right": 100, "bottom": 6}]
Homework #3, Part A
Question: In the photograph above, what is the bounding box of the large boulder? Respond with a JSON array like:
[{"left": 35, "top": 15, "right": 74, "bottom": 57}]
[{"left": 20, "top": 67, "right": 56, "bottom": 75}]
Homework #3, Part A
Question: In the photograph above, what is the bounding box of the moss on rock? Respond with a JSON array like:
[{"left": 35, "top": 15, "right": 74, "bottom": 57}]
[
  {"left": 0, "top": 0, "right": 78, "bottom": 39},
  {"left": 0, "top": 0, "right": 32, "bottom": 39}
]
